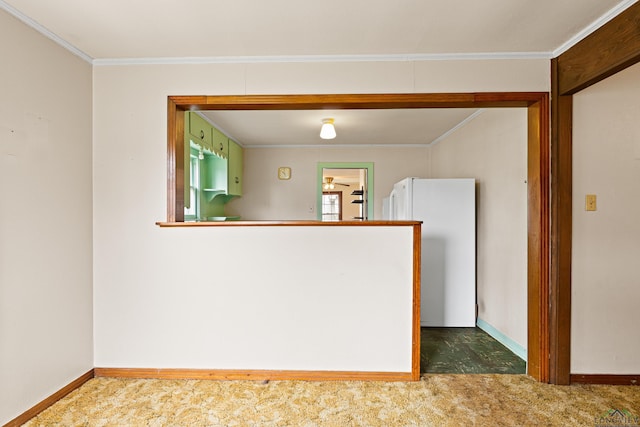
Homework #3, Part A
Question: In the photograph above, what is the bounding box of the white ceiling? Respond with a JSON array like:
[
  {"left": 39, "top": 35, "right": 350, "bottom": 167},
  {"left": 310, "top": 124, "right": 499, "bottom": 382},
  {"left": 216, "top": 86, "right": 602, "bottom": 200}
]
[
  {"left": 2, "top": 0, "right": 635, "bottom": 146},
  {"left": 1, "top": 0, "right": 632, "bottom": 60},
  {"left": 201, "top": 108, "right": 481, "bottom": 147}
]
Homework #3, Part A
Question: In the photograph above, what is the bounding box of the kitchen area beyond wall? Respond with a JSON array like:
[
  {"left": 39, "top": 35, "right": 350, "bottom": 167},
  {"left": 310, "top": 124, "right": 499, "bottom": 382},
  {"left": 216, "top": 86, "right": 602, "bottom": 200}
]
[
  {"left": 228, "top": 146, "right": 431, "bottom": 220},
  {"left": 227, "top": 108, "right": 529, "bottom": 361},
  {"left": 430, "top": 108, "right": 528, "bottom": 357}
]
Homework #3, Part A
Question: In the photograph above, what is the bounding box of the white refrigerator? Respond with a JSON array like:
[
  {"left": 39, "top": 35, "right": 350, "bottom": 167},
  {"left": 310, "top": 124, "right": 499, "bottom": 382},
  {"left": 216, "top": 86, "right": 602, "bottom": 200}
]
[{"left": 386, "top": 178, "right": 476, "bottom": 327}]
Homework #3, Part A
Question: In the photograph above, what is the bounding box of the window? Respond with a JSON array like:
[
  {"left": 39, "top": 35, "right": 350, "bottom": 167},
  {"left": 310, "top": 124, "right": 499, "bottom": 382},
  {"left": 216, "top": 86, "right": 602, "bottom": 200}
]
[
  {"left": 184, "top": 153, "right": 200, "bottom": 220},
  {"left": 321, "top": 192, "right": 342, "bottom": 221}
]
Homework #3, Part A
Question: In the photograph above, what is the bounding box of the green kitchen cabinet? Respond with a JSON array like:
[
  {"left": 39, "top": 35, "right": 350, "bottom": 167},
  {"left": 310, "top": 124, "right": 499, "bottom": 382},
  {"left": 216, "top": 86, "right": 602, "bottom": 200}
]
[
  {"left": 202, "top": 152, "right": 227, "bottom": 198},
  {"left": 187, "top": 112, "right": 212, "bottom": 151},
  {"left": 212, "top": 127, "right": 228, "bottom": 158},
  {"left": 182, "top": 112, "right": 243, "bottom": 220},
  {"left": 228, "top": 138, "right": 243, "bottom": 196}
]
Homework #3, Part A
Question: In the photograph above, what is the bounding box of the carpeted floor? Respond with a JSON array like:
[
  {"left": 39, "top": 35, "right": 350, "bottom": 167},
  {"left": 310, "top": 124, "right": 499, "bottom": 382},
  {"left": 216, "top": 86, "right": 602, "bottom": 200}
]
[{"left": 22, "top": 375, "right": 640, "bottom": 426}]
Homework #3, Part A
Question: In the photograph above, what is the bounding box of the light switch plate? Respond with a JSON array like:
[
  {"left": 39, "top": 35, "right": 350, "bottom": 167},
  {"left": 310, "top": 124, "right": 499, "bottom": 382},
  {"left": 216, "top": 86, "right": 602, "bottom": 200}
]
[{"left": 585, "top": 194, "right": 597, "bottom": 211}]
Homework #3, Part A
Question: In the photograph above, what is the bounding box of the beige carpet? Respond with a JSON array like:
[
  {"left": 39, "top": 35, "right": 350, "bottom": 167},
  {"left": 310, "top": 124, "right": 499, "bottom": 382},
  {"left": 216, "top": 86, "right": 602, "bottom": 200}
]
[{"left": 23, "top": 375, "right": 640, "bottom": 426}]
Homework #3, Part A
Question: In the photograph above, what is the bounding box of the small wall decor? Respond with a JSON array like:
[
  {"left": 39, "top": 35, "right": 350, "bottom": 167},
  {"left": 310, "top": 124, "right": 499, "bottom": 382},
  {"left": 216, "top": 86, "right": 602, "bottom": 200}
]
[{"left": 278, "top": 167, "right": 291, "bottom": 180}]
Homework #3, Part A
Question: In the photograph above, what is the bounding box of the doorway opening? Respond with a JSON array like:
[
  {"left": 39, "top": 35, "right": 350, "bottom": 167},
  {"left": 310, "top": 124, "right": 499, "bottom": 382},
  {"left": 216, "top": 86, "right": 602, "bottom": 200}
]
[
  {"left": 317, "top": 162, "right": 373, "bottom": 221},
  {"left": 166, "top": 92, "right": 550, "bottom": 383},
  {"left": 421, "top": 327, "right": 526, "bottom": 374}
]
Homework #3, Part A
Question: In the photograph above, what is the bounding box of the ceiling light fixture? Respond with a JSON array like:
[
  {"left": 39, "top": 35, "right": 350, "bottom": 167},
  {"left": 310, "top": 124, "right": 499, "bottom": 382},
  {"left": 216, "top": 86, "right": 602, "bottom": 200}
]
[
  {"left": 323, "top": 177, "right": 335, "bottom": 190},
  {"left": 320, "top": 118, "right": 336, "bottom": 140}
]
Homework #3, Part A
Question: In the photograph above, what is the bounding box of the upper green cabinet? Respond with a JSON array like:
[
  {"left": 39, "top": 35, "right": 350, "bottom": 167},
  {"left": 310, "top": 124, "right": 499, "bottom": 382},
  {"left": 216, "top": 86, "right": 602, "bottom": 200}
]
[
  {"left": 228, "top": 138, "right": 243, "bottom": 196},
  {"left": 187, "top": 112, "right": 212, "bottom": 151},
  {"left": 184, "top": 111, "right": 243, "bottom": 200},
  {"left": 212, "top": 127, "right": 229, "bottom": 158}
]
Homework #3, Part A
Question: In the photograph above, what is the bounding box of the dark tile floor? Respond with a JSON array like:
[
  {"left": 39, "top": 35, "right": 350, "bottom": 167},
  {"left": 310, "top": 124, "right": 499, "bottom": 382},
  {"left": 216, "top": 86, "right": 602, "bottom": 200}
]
[{"left": 421, "top": 327, "right": 526, "bottom": 374}]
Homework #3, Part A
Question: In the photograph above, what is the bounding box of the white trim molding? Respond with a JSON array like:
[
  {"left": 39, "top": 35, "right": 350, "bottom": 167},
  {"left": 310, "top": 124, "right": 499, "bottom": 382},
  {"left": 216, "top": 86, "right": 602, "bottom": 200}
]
[
  {"left": 92, "top": 52, "right": 552, "bottom": 67},
  {"left": 476, "top": 318, "right": 527, "bottom": 362},
  {"left": 553, "top": 0, "right": 639, "bottom": 57},
  {"left": 0, "top": 0, "right": 93, "bottom": 63},
  {"left": 428, "top": 110, "right": 486, "bottom": 147}
]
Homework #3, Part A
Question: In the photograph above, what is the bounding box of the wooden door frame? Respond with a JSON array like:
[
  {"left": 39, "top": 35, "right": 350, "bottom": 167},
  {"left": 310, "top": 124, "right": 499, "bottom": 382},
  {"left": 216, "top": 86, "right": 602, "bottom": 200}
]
[
  {"left": 164, "top": 2, "right": 640, "bottom": 387},
  {"left": 167, "top": 92, "right": 551, "bottom": 382},
  {"left": 550, "top": 2, "right": 640, "bottom": 385}
]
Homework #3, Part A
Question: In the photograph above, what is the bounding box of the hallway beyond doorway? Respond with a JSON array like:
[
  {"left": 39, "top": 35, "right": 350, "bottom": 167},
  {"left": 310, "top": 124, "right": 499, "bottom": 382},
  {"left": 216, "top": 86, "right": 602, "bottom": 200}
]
[{"left": 421, "top": 327, "right": 526, "bottom": 374}]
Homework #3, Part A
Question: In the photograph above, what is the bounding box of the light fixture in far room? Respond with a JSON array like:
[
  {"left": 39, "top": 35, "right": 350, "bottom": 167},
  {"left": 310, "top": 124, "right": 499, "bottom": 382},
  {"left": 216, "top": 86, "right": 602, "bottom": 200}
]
[
  {"left": 323, "top": 177, "right": 335, "bottom": 190},
  {"left": 320, "top": 118, "right": 336, "bottom": 140}
]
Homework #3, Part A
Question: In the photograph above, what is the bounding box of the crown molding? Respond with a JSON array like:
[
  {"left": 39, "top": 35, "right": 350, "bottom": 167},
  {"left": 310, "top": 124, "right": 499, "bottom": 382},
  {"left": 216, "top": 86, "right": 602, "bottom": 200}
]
[
  {"left": 428, "top": 109, "right": 486, "bottom": 147},
  {"left": 93, "top": 52, "right": 551, "bottom": 66},
  {"left": 552, "top": 0, "right": 639, "bottom": 57},
  {"left": 0, "top": 0, "right": 92, "bottom": 63}
]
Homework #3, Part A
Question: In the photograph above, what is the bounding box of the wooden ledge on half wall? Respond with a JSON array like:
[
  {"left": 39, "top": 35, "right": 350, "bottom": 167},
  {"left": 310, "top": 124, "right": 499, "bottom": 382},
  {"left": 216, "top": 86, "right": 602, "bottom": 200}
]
[{"left": 156, "top": 220, "right": 422, "bottom": 227}]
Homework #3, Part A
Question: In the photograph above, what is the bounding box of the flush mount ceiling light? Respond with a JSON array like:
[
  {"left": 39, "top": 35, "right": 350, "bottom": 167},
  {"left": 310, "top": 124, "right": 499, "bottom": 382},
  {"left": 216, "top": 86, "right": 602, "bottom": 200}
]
[{"left": 320, "top": 118, "right": 336, "bottom": 140}]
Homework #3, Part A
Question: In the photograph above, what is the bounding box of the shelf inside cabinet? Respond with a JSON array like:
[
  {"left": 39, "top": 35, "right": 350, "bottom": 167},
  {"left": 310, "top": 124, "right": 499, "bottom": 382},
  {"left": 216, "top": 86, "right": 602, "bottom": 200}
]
[{"left": 203, "top": 188, "right": 226, "bottom": 201}]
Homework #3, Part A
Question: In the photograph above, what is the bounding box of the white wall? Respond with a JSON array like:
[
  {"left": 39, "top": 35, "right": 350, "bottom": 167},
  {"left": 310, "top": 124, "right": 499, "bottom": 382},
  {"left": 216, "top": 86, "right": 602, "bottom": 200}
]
[
  {"left": 95, "top": 225, "right": 415, "bottom": 372},
  {"left": 340, "top": 186, "right": 363, "bottom": 220},
  {"left": 571, "top": 61, "right": 640, "bottom": 374},
  {"left": 430, "top": 109, "right": 528, "bottom": 352},
  {"left": 228, "top": 146, "right": 430, "bottom": 220},
  {"left": 0, "top": 11, "right": 93, "bottom": 425},
  {"left": 92, "top": 59, "right": 547, "bottom": 374}
]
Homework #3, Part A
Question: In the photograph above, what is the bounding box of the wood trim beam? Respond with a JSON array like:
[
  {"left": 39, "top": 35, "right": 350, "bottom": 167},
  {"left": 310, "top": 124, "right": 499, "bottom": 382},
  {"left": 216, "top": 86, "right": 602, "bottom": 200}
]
[
  {"left": 552, "top": 0, "right": 640, "bottom": 385},
  {"left": 412, "top": 223, "right": 422, "bottom": 381},
  {"left": 167, "top": 97, "right": 184, "bottom": 222},
  {"left": 557, "top": 2, "right": 640, "bottom": 95},
  {"left": 3, "top": 370, "right": 94, "bottom": 427},
  {"left": 526, "top": 95, "right": 550, "bottom": 383},
  {"left": 571, "top": 374, "right": 640, "bottom": 386},
  {"left": 169, "top": 93, "right": 545, "bottom": 111},
  {"left": 156, "top": 220, "right": 422, "bottom": 227},
  {"left": 94, "top": 368, "right": 412, "bottom": 382},
  {"left": 549, "top": 59, "right": 573, "bottom": 385}
]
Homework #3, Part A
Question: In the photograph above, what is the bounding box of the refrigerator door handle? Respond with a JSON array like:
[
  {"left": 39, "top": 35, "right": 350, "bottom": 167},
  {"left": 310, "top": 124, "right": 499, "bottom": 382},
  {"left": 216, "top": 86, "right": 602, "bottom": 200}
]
[{"left": 389, "top": 191, "right": 396, "bottom": 220}]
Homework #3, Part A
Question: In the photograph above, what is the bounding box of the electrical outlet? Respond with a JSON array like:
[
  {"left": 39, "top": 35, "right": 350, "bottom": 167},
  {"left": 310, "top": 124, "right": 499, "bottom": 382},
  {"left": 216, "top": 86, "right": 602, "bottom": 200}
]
[{"left": 585, "top": 194, "right": 597, "bottom": 211}]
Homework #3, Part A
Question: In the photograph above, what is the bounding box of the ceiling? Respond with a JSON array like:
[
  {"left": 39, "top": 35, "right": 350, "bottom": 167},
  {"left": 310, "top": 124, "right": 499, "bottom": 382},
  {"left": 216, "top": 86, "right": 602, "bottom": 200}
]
[
  {"left": 1, "top": 0, "right": 631, "bottom": 60},
  {"left": 323, "top": 168, "right": 363, "bottom": 186},
  {"left": 201, "top": 108, "right": 480, "bottom": 147},
  {"left": 2, "top": 0, "right": 634, "bottom": 146}
]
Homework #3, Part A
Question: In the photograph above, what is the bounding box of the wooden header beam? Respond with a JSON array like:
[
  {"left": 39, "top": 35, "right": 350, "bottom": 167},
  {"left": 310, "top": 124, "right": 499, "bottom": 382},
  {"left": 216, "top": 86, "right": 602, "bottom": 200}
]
[{"left": 557, "top": 2, "right": 640, "bottom": 95}]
